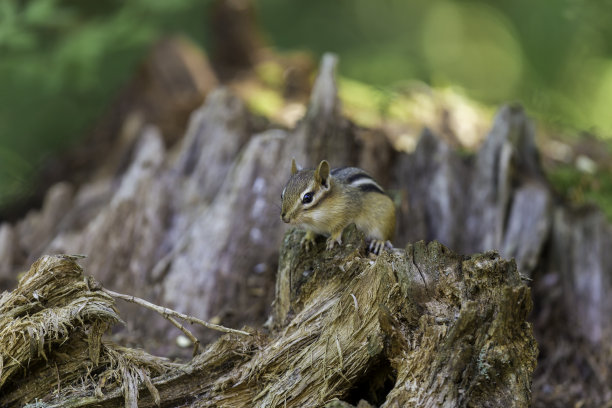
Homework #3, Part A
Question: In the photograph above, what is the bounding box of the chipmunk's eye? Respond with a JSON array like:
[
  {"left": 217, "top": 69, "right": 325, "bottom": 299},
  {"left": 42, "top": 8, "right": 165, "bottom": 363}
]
[{"left": 302, "top": 192, "right": 313, "bottom": 204}]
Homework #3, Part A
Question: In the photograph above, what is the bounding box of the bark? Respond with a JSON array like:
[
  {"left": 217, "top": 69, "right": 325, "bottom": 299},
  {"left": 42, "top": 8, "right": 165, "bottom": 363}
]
[
  {"left": 0, "top": 228, "right": 536, "bottom": 407},
  {"left": 210, "top": 0, "right": 264, "bottom": 77}
]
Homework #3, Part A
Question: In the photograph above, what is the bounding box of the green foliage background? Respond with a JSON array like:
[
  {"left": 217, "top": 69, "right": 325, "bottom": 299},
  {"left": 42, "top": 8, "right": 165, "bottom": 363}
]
[{"left": 1, "top": 0, "right": 612, "bottom": 210}]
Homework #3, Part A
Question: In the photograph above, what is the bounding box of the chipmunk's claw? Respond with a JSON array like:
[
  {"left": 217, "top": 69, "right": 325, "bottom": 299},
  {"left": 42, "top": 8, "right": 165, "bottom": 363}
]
[
  {"left": 300, "top": 232, "right": 317, "bottom": 251},
  {"left": 326, "top": 235, "right": 342, "bottom": 251},
  {"left": 368, "top": 239, "right": 392, "bottom": 255}
]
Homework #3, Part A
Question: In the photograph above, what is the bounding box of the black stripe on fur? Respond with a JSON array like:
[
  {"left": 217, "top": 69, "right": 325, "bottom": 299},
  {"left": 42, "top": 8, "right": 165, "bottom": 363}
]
[
  {"left": 347, "top": 173, "right": 372, "bottom": 184},
  {"left": 358, "top": 183, "right": 385, "bottom": 194}
]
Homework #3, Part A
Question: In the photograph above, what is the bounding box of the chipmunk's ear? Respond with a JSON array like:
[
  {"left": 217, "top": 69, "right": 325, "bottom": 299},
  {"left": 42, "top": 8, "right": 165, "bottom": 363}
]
[
  {"left": 291, "top": 158, "right": 300, "bottom": 175},
  {"left": 315, "top": 160, "right": 330, "bottom": 188}
]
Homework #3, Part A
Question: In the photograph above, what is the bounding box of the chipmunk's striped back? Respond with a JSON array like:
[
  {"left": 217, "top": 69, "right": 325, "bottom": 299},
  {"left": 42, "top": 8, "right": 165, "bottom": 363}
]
[{"left": 330, "top": 167, "right": 386, "bottom": 195}]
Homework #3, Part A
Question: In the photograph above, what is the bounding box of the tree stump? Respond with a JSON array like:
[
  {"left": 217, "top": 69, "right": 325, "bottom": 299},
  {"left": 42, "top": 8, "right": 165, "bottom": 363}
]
[
  {"left": 0, "top": 47, "right": 610, "bottom": 406},
  {"left": 0, "top": 225, "right": 536, "bottom": 407}
]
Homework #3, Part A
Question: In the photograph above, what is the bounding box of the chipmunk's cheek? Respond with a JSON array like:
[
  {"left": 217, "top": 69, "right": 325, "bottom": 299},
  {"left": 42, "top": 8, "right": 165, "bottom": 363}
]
[{"left": 298, "top": 214, "right": 311, "bottom": 225}]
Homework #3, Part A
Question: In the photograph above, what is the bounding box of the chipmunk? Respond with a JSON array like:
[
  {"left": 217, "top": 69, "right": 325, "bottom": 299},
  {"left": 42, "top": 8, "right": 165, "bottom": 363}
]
[{"left": 280, "top": 159, "right": 395, "bottom": 254}]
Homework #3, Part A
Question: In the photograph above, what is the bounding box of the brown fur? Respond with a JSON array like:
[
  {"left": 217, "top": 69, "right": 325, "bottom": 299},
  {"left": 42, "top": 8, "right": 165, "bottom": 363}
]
[{"left": 281, "top": 160, "right": 396, "bottom": 251}]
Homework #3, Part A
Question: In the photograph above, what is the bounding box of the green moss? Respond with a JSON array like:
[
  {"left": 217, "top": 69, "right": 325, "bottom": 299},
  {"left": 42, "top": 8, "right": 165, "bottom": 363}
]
[
  {"left": 338, "top": 77, "right": 390, "bottom": 127},
  {"left": 243, "top": 87, "right": 284, "bottom": 118},
  {"left": 547, "top": 165, "right": 612, "bottom": 220},
  {"left": 255, "top": 60, "right": 285, "bottom": 89}
]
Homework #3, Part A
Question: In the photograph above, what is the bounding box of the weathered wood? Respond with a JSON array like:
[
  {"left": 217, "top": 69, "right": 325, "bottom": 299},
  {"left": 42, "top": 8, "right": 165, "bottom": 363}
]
[
  {"left": 0, "top": 224, "right": 15, "bottom": 286},
  {"left": 0, "top": 226, "right": 536, "bottom": 407},
  {"left": 391, "top": 105, "right": 612, "bottom": 406},
  {"left": 0, "top": 48, "right": 610, "bottom": 405},
  {"left": 393, "top": 105, "right": 552, "bottom": 274}
]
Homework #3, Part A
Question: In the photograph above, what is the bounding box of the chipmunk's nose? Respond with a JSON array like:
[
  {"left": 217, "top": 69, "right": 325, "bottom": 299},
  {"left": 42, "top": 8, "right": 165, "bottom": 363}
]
[{"left": 280, "top": 212, "right": 289, "bottom": 223}]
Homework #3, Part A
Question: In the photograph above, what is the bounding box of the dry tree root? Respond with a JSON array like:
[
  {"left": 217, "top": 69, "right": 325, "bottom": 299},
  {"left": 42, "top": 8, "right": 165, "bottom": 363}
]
[{"left": 0, "top": 255, "right": 247, "bottom": 408}]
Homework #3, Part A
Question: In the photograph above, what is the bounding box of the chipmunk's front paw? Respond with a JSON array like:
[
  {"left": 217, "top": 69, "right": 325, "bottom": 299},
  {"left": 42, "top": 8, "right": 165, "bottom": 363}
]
[
  {"left": 300, "top": 231, "right": 317, "bottom": 251},
  {"left": 326, "top": 235, "right": 342, "bottom": 251}
]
